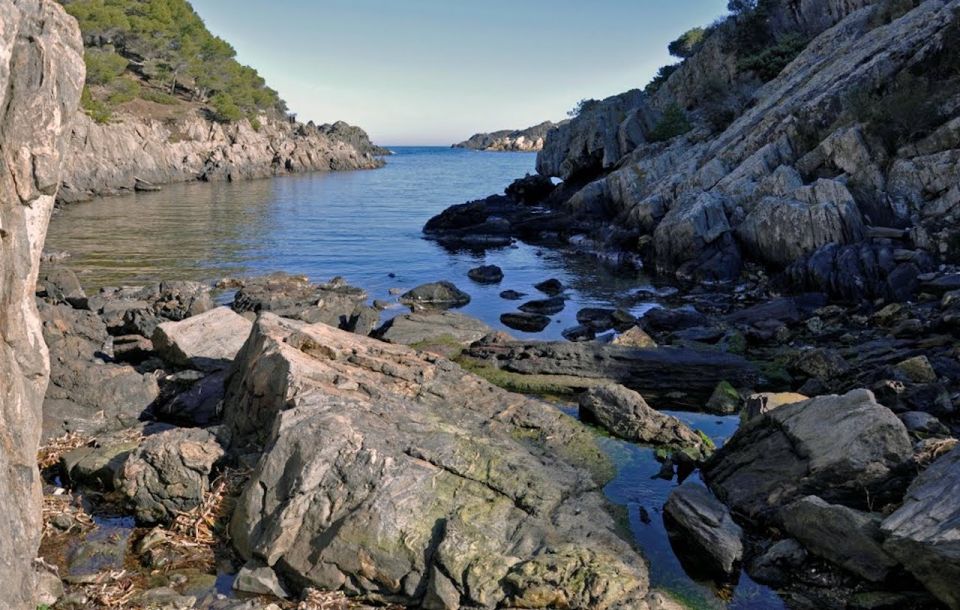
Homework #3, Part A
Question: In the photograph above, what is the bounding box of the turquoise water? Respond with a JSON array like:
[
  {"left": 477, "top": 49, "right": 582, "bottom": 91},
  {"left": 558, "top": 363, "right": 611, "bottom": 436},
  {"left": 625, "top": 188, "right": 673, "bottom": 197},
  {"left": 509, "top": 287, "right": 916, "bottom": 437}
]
[{"left": 47, "top": 147, "right": 654, "bottom": 341}]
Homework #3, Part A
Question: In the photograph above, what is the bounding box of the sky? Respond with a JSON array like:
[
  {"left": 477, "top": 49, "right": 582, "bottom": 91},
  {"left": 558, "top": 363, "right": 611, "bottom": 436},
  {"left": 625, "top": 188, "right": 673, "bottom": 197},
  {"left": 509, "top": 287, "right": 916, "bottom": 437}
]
[{"left": 190, "top": 0, "right": 730, "bottom": 146}]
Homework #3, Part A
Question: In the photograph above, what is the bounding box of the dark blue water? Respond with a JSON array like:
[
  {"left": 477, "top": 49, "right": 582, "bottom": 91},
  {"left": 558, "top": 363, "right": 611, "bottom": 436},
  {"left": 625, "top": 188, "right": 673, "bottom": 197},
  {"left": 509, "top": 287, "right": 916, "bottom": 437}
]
[{"left": 47, "top": 147, "right": 655, "bottom": 340}]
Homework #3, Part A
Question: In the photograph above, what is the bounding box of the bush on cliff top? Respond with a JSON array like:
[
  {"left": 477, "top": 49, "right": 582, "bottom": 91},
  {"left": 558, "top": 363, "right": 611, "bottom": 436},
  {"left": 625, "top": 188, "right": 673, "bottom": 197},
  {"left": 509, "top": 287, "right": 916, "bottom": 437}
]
[
  {"left": 60, "top": 0, "right": 287, "bottom": 123},
  {"left": 668, "top": 27, "right": 707, "bottom": 59}
]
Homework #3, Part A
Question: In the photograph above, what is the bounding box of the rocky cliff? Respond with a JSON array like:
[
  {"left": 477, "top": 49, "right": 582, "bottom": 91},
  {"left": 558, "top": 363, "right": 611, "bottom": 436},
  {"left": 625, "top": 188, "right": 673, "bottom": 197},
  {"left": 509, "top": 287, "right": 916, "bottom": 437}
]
[
  {"left": 440, "top": 0, "right": 960, "bottom": 302},
  {"left": 58, "top": 113, "right": 386, "bottom": 203},
  {"left": 0, "top": 0, "right": 83, "bottom": 607},
  {"left": 453, "top": 120, "right": 564, "bottom": 152}
]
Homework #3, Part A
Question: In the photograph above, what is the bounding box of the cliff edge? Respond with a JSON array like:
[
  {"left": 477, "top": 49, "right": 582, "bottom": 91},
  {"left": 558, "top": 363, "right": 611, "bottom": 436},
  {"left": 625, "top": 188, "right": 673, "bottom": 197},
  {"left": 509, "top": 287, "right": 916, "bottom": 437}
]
[{"left": 0, "top": 0, "right": 83, "bottom": 607}]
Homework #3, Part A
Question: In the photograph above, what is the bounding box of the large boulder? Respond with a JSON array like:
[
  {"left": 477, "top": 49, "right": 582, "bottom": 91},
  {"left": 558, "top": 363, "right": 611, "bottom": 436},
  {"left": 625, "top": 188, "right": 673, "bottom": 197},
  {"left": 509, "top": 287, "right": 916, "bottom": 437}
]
[
  {"left": 578, "top": 384, "right": 711, "bottom": 458},
  {"left": 117, "top": 427, "right": 224, "bottom": 525},
  {"left": 224, "top": 314, "right": 651, "bottom": 608},
  {"left": 0, "top": 1, "right": 84, "bottom": 607},
  {"left": 152, "top": 306, "right": 253, "bottom": 370},
  {"left": 703, "top": 389, "right": 913, "bottom": 519},
  {"left": 663, "top": 483, "right": 744, "bottom": 578},
  {"left": 374, "top": 312, "right": 494, "bottom": 348},
  {"left": 400, "top": 281, "right": 471, "bottom": 311},
  {"left": 653, "top": 191, "right": 742, "bottom": 281},
  {"left": 779, "top": 496, "right": 897, "bottom": 582},
  {"left": 881, "top": 446, "right": 960, "bottom": 609}
]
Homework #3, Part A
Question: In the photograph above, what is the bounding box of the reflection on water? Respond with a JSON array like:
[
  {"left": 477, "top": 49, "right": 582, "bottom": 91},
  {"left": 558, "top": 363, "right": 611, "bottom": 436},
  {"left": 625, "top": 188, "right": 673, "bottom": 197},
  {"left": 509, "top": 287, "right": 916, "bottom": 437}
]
[{"left": 47, "top": 147, "right": 655, "bottom": 340}]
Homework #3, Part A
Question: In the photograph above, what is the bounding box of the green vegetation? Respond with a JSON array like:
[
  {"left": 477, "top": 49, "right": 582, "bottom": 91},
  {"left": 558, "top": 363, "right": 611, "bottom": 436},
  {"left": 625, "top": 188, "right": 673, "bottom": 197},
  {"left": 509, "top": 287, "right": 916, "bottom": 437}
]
[
  {"left": 736, "top": 32, "right": 808, "bottom": 82},
  {"left": 643, "top": 63, "right": 679, "bottom": 95},
  {"left": 724, "top": 0, "right": 809, "bottom": 82},
  {"left": 845, "top": 75, "right": 945, "bottom": 154},
  {"left": 668, "top": 27, "right": 707, "bottom": 59},
  {"left": 647, "top": 103, "right": 692, "bottom": 142},
  {"left": 60, "top": 0, "right": 287, "bottom": 123},
  {"left": 567, "top": 98, "right": 599, "bottom": 117}
]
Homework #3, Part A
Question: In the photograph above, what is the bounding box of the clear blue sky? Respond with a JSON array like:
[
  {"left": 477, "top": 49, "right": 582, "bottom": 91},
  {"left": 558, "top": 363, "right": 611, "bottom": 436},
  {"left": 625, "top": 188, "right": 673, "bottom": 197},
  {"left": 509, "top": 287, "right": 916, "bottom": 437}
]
[{"left": 190, "top": 0, "right": 729, "bottom": 145}]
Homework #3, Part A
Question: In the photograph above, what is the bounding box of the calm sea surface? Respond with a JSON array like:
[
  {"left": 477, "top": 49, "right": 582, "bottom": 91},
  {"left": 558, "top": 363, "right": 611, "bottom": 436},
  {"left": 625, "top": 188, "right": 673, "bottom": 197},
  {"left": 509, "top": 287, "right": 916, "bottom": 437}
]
[{"left": 47, "top": 146, "right": 782, "bottom": 609}]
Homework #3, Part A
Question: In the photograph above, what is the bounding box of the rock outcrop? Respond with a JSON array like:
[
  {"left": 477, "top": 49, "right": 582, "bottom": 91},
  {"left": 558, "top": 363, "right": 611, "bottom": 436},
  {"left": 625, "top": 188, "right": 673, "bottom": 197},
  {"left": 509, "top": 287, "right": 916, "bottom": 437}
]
[
  {"left": 224, "top": 314, "right": 653, "bottom": 608},
  {"left": 453, "top": 121, "right": 564, "bottom": 152},
  {"left": 0, "top": 0, "right": 84, "bottom": 607},
  {"left": 881, "top": 446, "right": 960, "bottom": 609},
  {"left": 703, "top": 389, "right": 913, "bottom": 519},
  {"left": 663, "top": 484, "right": 744, "bottom": 578},
  {"left": 58, "top": 114, "right": 385, "bottom": 203}
]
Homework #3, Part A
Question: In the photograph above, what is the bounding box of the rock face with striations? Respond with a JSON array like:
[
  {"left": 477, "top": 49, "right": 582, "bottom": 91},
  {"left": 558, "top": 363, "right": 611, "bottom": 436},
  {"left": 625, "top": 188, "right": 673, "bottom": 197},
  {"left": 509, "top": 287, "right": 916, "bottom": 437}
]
[
  {"left": 224, "top": 314, "right": 654, "bottom": 609},
  {"left": 58, "top": 114, "right": 385, "bottom": 203},
  {"left": 0, "top": 0, "right": 84, "bottom": 607}
]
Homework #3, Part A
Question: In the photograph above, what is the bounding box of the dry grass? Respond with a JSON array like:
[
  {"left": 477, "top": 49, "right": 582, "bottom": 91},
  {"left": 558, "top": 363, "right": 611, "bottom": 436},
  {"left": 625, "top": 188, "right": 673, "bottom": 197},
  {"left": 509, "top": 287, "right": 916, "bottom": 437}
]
[
  {"left": 298, "top": 588, "right": 405, "bottom": 610},
  {"left": 915, "top": 437, "right": 958, "bottom": 468},
  {"left": 78, "top": 569, "right": 141, "bottom": 608},
  {"left": 171, "top": 467, "right": 249, "bottom": 546},
  {"left": 38, "top": 431, "right": 94, "bottom": 470},
  {"left": 41, "top": 493, "right": 94, "bottom": 539}
]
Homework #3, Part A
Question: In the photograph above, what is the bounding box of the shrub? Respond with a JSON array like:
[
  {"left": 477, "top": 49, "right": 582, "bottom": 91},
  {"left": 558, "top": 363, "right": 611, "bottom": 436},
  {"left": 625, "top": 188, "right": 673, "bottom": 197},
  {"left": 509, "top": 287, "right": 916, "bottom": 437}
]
[
  {"left": 80, "top": 86, "right": 112, "bottom": 123},
  {"left": 737, "top": 33, "right": 808, "bottom": 81},
  {"left": 83, "top": 47, "right": 127, "bottom": 85},
  {"left": 644, "top": 63, "right": 680, "bottom": 95},
  {"left": 210, "top": 92, "right": 243, "bottom": 123},
  {"left": 106, "top": 76, "right": 140, "bottom": 104},
  {"left": 668, "top": 27, "right": 707, "bottom": 59},
  {"left": 140, "top": 88, "right": 179, "bottom": 105},
  {"left": 699, "top": 76, "right": 743, "bottom": 132},
  {"left": 648, "top": 103, "right": 692, "bottom": 142},
  {"left": 844, "top": 74, "right": 943, "bottom": 154},
  {"left": 249, "top": 116, "right": 262, "bottom": 131},
  {"left": 568, "top": 98, "right": 599, "bottom": 117}
]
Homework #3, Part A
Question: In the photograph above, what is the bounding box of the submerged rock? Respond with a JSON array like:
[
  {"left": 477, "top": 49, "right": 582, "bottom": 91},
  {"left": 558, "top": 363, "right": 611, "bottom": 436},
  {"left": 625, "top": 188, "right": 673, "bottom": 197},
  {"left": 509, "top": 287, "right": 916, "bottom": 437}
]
[
  {"left": 704, "top": 390, "right": 913, "bottom": 519},
  {"left": 467, "top": 264, "right": 504, "bottom": 284},
  {"left": 578, "top": 384, "right": 711, "bottom": 459},
  {"left": 225, "top": 314, "right": 649, "bottom": 607},
  {"left": 534, "top": 278, "right": 565, "bottom": 296},
  {"left": 519, "top": 296, "right": 566, "bottom": 315},
  {"left": 500, "top": 312, "right": 551, "bottom": 333},
  {"left": 400, "top": 280, "right": 471, "bottom": 311}
]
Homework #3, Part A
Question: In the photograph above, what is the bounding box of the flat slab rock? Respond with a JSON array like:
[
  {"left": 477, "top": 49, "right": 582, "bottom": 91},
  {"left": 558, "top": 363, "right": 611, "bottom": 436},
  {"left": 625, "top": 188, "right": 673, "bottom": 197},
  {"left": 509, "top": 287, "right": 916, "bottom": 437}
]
[
  {"left": 663, "top": 483, "right": 744, "bottom": 578},
  {"left": 153, "top": 306, "right": 253, "bottom": 370},
  {"left": 703, "top": 389, "right": 913, "bottom": 519},
  {"left": 374, "top": 311, "right": 494, "bottom": 347},
  {"left": 224, "top": 314, "right": 654, "bottom": 609},
  {"left": 463, "top": 339, "right": 757, "bottom": 408}
]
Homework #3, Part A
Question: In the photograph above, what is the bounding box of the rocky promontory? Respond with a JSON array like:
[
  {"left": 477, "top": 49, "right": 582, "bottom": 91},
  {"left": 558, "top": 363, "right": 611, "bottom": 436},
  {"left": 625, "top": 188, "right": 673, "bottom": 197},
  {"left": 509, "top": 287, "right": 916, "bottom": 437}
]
[{"left": 452, "top": 120, "right": 565, "bottom": 152}]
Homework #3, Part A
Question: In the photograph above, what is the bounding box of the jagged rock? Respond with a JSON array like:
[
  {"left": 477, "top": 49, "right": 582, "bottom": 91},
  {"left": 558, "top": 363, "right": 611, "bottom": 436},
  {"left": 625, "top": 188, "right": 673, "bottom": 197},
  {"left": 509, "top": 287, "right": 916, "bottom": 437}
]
[
  {"left": 0, "top": 3, "right": 83, "bottom": 604},
  {"left": 87, "top": 281, "right": 216, "bottom": 338},
  {"left": 737, "top": 180, "right": 865, "bottom": 267},
  {"left": 58, "top": 112, "right": 383, "bottom": 203},
  {"left": 578, "top": 384, "right": 711, "bottom": 458},
  {"left": 779, "top": 495, "right": 898, "bottom": 582},
  {"left": 705, "top": 381, "right": 740, "bottom": 415},
  {"left": 881, "top": 446, "right": 960, "bottom": 609},
  {"left": 454, "top": 121, "right": 562, "bottom": 152},
  {"left": 374, "top": 312, "right": 494, "bottom": 349},
  {"left": 748, "top": 539, "right": 808, "bottom": 586},
  {"left": 464, "top": 339, "right": 757, "bottom": 408},
  {"left": 224, "top": 314, "right": 649, "bottom": 607},
  {"left": 37, "top": 266, "right": 87, "bottom": 308},
  {"left": 653, "top": 191, "right": 742, "bottom": 281},
  {"left": 537, "top": 89, "right": 654, "bottom": 180},
  {"left": 41, "top": 301, "right": 161, "bottom": 440},
  {"left": 112, "top": 334, "right": 154, "bottom": 364},
  {"left": 467, "top": 264, "right": 503, "bottom": 284},
  {"left": 663, "top": 483, "right": 744, "bottom": 578},
  {"left": 505, "top": 173, "right": 557, "bottom": 203},
  {"left": 400, "top": 281, "right": 471, "bottom": 311},
  {"left": 500, "top": 312, "right": 551, "bottom": 333},
  {"left": 153, "top": 370, "right": 227, "bottom": 426},
  {"left": 118, "top": 428, "right": 225, "bottom": 524},
  {"left": 704, "top": 390, "right": 913, "bottom": 519},
  {"left": 894, "top": 355, "right": 937, "bottom": 384},
  {"left": 232, "top": 273, "right": 372, "bottom": 331},
  {"left": 899, "top": 411, "right": 949, "bottom": 436},
  {"left": 611, "top": 326, "right": 657, "bottom": 348},
  {"left": 519, "top": 296, "right": 565, "bottom": 315},
  {"left": 152, "top": 306, "right": 253, "bottom": 370},
  {"left": 234, "top": 562, "right": 289, "bottom": 599}
]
